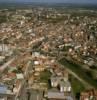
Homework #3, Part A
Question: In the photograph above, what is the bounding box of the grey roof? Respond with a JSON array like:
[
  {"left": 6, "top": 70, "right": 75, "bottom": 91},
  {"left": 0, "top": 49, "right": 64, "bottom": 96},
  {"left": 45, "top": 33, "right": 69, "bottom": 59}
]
[
  {"left": 59, "top": 81, "right": 71, "bottom": 87},
  {"left": 0, "top": 85, "right": 7, "bottom": 94},
  {"left": 47, "top": 91, "right": 74, "bottom": 100},
  {"left": 48, "top": 92, "right": 73, "bottom": 99},
  {"left": 48, "top": 92, "right": 66, "bottom": 99}
]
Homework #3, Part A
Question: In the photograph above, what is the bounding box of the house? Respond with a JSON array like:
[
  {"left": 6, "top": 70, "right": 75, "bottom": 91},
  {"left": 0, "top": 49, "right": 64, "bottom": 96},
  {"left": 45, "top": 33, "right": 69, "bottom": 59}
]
[
  {"left": 0, "top": 85, "right": 7, "bottom": 94},
  {"left": 80, "top": 89, "right": 97, "bottom": 100},
  {"left": 0, "top": 84, "right": 14, "bottom": 100},
  {"left": 0, "top": 44, "right": 12, "bottom": 56},
  {"left": 3, "top": 72, "right": 16, "bottom": 81},
  {"left": 34, "top": 60, "right": 40, "bottom": 65},
  {"left": 33, "top": 52, "right": 40, "bottom": 57},
  {"left": 0, "top": 44, "right": 9, "bottom": 53},
  {"left": 34, "top": 65, "right": 45, "bottom": 72},
  {"left": 0, "top": 56, "right": 5, "bottom": 62},
  {"left": 16, "top": 73, "right": 24, "bottom": 80}
]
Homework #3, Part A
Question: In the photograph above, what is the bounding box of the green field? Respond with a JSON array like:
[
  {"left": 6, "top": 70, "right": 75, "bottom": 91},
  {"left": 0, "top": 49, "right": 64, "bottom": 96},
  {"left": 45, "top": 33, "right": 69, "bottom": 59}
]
[
  {"left": 39, "top": 70, "right": 51, "bottom": 88},
  {"left": 59, "top": 58, "right": 97, "bottom": 88},
  {"left": 70, "top": 76, "right": 85, "bottom": 94}
]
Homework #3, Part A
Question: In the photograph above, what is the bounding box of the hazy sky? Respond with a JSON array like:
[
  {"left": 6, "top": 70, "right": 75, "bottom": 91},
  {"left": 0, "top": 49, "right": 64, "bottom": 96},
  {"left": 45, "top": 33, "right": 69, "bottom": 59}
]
[{"left": 0, "top": 0, "right": 97, "bottom": 4}]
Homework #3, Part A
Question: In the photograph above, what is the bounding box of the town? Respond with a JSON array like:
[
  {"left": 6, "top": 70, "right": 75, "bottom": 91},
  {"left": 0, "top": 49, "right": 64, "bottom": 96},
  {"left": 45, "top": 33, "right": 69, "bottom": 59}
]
[{"left": 0, "top": 7, "right": 97, "bottom": 100}]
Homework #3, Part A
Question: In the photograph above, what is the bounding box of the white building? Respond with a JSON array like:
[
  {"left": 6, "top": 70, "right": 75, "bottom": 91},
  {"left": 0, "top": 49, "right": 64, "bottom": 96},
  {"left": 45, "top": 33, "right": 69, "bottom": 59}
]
[
  {"left": 50, "top": 76, "right": 60, "bottom": 87},
  {"left": 59, "top": 81, "right": 71, "bottom": 92}
]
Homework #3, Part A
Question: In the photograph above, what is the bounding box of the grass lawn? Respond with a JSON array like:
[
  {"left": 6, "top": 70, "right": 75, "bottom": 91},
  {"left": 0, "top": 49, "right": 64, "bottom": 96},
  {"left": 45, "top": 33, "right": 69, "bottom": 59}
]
[
  {"left": 70, "top": 76, "right": 85, "bottom": 94},
  {"left": 59, "top": 58, "right": 97, "bottom": 88},
  {"left": 39, "top": 70, "right": 51, "bottom": 88},
  {"left": 70, "top": 76, "right": 85, "bottom": 100}
]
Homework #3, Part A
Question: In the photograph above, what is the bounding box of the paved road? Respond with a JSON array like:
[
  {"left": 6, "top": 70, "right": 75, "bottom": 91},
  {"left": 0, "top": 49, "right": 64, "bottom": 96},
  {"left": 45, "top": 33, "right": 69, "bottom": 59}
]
[{"left": 0, "top": 57, "right": 16, "bottom": 72}]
